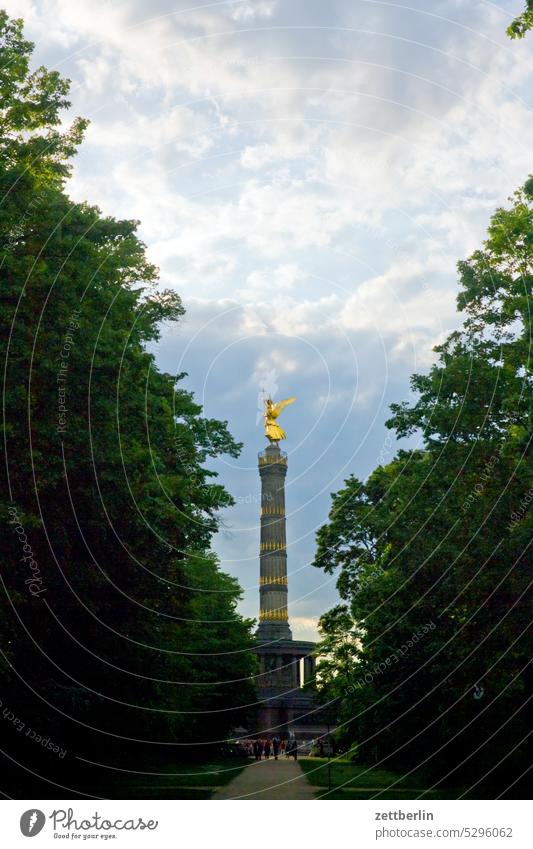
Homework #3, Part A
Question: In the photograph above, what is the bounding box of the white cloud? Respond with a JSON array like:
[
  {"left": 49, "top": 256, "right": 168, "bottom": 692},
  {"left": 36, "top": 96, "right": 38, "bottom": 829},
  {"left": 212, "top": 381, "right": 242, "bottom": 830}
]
[
  {"left": 230, "top": 1, "right": 278, "bottom": 23},
  {"left": 242, "top": 263, "right": 304, "bottom": 296},
  {"left": 290, "top": 616, "right": 320, "bottom": 641},
  {"left": 342, "top": 257, "right": 456, "bottom": 330}
]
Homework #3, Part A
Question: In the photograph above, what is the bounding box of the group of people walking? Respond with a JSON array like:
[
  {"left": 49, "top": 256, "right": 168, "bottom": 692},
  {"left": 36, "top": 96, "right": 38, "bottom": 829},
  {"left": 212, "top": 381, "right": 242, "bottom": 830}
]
[{"left": 250, "top": 737, "right": 298, "bottom": 761}]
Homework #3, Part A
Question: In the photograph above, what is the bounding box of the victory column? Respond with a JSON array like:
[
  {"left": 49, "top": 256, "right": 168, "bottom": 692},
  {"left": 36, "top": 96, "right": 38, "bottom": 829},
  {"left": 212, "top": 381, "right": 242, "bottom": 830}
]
[{"left": 250, "top": 396, "right": 327, "bottom": 741}]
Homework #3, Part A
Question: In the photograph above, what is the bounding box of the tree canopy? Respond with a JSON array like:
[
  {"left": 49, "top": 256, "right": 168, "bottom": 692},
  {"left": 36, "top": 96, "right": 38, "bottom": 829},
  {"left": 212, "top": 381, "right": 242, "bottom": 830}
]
[
  {"left": 507, "top": 1, "right": 533, "bottom": 39},
  {"left": 313, "top": 180, "right": 532, "bottom": 790},
  {"left": 0, "top": 12, "right": 256, "bottom": 776}
]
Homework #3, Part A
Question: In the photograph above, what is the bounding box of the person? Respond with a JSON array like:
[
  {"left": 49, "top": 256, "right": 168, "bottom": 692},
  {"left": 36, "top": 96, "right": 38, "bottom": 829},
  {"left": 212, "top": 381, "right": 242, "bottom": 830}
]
[
  {"left": 289, "top": 737, "right": 298, "bottom": 760},
  {"left": 264, "top": 739, "right": 271, "bottom": 759},
  {"left": 272, "top": 736, "right": 280, "bottom": 760},
  {"left": 280, "top": 739, "right": 286, "bottom": 757},
  {"left": 253, "top": 739, "right": 262, "bottom": 761}
]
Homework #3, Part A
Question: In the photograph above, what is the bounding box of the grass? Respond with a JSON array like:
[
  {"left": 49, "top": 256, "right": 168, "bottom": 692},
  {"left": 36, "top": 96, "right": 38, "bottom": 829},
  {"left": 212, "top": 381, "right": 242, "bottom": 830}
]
[
  {"left": 299, "top": 758, "right": 460, "bottom": 800},
  {"left": 2, "top": 755, "right": 251, "bottom": 800}
]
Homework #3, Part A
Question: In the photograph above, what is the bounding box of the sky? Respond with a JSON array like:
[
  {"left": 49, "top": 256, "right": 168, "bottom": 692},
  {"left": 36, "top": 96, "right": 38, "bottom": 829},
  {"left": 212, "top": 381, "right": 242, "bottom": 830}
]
[{"left": 6, "top": 0, "right": 533, "bottom": 640}]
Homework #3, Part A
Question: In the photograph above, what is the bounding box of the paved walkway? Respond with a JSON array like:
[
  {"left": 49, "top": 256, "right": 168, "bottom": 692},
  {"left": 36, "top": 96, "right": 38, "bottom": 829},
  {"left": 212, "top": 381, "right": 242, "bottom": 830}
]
[{"left": 213, "top": 758, "right": 316, "bottom": 800}]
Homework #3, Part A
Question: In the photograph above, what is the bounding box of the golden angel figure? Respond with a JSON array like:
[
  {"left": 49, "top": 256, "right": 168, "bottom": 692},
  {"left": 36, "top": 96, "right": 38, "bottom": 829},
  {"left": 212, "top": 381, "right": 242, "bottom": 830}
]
[{"left": 264, "top": 396, "right": 296, "bottom": 442}]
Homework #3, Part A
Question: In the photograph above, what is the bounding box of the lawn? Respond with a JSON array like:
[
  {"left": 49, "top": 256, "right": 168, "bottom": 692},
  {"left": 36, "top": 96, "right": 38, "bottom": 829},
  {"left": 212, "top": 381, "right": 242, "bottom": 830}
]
[
  {"left": 299, "top": 758, "right": 459, "bottom": 800},
  {"left": 1, "top": 755, "right": 251, "bottom": 800}
]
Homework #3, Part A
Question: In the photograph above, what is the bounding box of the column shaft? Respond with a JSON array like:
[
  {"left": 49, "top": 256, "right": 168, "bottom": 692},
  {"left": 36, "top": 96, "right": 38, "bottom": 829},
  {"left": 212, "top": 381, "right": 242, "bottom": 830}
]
[{"left": 257, "top": 443, "right": 292, "bottom": 641}]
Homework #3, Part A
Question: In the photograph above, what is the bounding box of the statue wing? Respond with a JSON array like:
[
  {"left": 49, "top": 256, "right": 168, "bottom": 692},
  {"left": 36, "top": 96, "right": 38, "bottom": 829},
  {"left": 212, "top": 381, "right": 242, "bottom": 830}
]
[{"left": 272, "top": 396, "right": 296, "bottom": 416}]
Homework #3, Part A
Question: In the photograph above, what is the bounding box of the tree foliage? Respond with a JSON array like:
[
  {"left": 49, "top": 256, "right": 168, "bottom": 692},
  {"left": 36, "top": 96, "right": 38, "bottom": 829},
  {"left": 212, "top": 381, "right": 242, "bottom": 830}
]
[
  {"left": 314, "top": 181, "right": 533, "bottom": 790},
  {"left": 0, "top": 12, "right": 256, "bottom": 775},
  {"left": 507, "top": 1, "right": 533, "bottom": 39}
]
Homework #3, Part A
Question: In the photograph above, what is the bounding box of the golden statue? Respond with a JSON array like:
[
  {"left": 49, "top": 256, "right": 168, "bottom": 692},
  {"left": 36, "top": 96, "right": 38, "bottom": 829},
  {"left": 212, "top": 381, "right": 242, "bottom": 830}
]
[{"left": 264, "top": 396, "right": 295, "bottom": 442}]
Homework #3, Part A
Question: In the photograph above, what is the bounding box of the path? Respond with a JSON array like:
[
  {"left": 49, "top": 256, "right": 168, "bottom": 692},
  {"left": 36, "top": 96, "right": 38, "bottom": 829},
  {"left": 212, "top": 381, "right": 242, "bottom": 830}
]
[{"left": 212, "top": 757, "right": 316, "bottom": 800}]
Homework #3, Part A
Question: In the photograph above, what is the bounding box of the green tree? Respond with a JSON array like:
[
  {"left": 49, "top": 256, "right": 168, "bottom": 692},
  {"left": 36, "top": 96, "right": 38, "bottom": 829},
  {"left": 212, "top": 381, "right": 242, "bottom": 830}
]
[
  {"left": 314, "top": 181, "right": 532, "bottom": 791},
  {"left": 1, "top": 12, "right": 256, "bottom": 779},
  {"left": 507, "top": 1, "right": 533, "bottom": 39}
]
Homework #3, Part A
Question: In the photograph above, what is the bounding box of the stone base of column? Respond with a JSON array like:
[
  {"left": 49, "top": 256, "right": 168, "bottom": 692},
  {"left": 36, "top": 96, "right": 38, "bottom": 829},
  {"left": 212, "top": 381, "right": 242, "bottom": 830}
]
[
  {"left": 256, "top": 620, "right": 293, "bottom": 642},
  {"left": 245, "top": 638, "right": 331, "bottom": 741}
]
